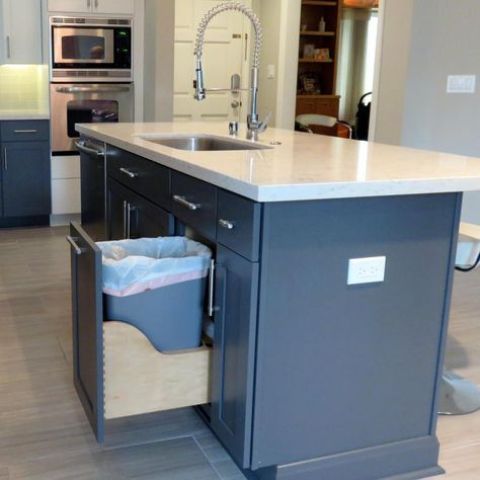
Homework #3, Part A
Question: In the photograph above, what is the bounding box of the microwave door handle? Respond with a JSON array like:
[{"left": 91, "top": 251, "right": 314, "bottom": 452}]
[{"left": 55, "top": 86, "right": 131, "bottom": 94}]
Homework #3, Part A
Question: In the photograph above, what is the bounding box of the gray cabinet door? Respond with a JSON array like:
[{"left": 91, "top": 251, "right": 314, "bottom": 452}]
[
  {"left": 2, "top": 142, "right": 50, "bottom": 217},
  {"left": 68, "top": 222, "right": 104, "bottom": 443},
  {"left": 80, "top": 146, "right": 106, "bottom": 241},
  {"left": 211, "top": 246, "right": 259, "bottom": 469},
  {"left": 107, "top": 178, "right": 174, "bottom": 240}
]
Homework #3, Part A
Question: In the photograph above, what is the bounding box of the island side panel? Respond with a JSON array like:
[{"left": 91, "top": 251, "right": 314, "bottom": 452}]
[{"left": 251, "top": 193, "right": 462, "bottom": 472}]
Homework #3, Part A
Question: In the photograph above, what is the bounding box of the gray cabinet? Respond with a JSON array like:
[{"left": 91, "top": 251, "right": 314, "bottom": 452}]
[
  {"left": 0, "top": 120, "right": 51, "bottom": 227},
  {"left": 211, "top": 246, "right": 259, "bottom": 468},
  {"left": 68, "top": 222, "right": 105, "bottom": 442},
  {"left": 71, "top": 139, "right": 462, "bottom": 480},
  {"left": 107, "top": 178, "right": 174, "bottom": 240}
]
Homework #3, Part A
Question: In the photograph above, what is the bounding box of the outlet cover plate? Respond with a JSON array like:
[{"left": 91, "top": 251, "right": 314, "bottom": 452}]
[
  {"left": 348, "top": 256, "right": 386, "bottom": 285},
  {"left": 447, "top": 75, "right": 476, "bottom": 94}
]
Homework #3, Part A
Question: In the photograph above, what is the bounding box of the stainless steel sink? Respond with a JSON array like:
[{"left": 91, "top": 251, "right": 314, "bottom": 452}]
[{"left": 137, "top": 134, "right": 271, "bottom": 151}]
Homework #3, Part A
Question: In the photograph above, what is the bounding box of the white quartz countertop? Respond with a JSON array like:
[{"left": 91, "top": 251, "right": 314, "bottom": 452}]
[
  {"left": 0, "top": 110, "right": 50, "bottom": 121},
  {"left": 76, "top": 122, "right": 480, "bottom": 202}
]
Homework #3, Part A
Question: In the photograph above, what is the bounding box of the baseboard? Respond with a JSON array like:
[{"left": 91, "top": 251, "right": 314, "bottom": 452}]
[
  {"left": 50, "top": 213, "right": 81, "bottom": 226},
  {"left": 244, "top": 436, "right": 443, "bottom": 480},
  {"left": 0, "top": 215, "right": 50, "bottom": 228}
]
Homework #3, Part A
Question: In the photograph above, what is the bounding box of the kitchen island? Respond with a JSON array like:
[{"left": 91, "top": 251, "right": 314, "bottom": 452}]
[{"left": 72, "top": 122, "right": 480, "bottom": 480}]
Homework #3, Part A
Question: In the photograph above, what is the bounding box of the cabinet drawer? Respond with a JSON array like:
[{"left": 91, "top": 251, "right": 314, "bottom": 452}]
[
  {"left": 107, "top": 146, "right": 170, "bottom": 210},
  {"left": 171, "top": 171, "right": 217, "bottom": 241},
  {"left": 217, "top": 190, "right": 261, "bottom": 261},
  {"left": 0, "top": 120, "right": 49, "bottom": 142},
  {"left": 68, "top": 222, "right": 212, "bottom": 442}
]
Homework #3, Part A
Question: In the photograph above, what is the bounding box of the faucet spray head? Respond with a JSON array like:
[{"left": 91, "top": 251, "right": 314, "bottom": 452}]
[{"left": 194, "top": 59, "right": 206, "bottom": 101}]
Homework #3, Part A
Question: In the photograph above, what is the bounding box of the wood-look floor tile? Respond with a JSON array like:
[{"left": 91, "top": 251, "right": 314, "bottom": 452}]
[{"left": 3, "top": 226, "right": 480, "bottom": 479}]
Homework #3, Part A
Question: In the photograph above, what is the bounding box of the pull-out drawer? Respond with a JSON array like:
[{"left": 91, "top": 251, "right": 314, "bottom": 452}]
[
  {"left": 0, "top": 120, "right": 50, "bottom": 142},
  {"left": 67, "top": 222, "right": 211, "bottom": 443},
  {"left": 107, "top": 145, "right": 170, "bottom": 210},
  {"left": 171, "top": 171, "right": 217, "bottom": 241},
  {"left": 217, "top": 190, "right": 262, "bottom": 261},
  {"left": 104, "top": 321, "right": 211, "bottom": 420}
]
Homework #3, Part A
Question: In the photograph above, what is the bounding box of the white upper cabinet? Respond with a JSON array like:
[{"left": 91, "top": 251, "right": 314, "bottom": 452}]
[
  {"left": 94, "top": 0, "right": 135, "bottom": 15},
  {"left": 48, "top": 0, "right": 135, "bottom": 15},
  {"left": 0, "top": 0, "right": 43, "bottom": 64},
  {"left": 48, "top": 0, "right": 91, "bottom": 13}
]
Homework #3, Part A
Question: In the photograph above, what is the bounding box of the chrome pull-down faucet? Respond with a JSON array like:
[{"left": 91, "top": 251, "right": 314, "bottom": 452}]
[{"left": 193, "top": 1, "right": 267, "bottom": 141}]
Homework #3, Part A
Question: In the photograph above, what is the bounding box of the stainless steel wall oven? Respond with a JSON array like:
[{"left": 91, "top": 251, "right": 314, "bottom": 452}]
[{"left": 50, "top": 83, "right": 134, "bottom": 154}]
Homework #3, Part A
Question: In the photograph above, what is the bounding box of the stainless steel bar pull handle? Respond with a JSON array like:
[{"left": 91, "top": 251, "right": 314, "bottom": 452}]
[
  {"left": 173, "top": 195, "right": 200, "bottom": 211},
  {"left": 66, "top": 236, "right": 84, "bottom": 255},
  {"left": 14, "top": 129, "right": 37, "bottom": 134},
  {"left": 3, "top": 148, "right": 7, "bottom": 171},
  {"left": 208, "top": 259, "right": 215, "bottom": 317},
  {"left": 94, "top": 0, "right": 99, "bottom": 8},
  {"left": 6, "top": 35, "right": 11, "bottom": 59},
  {"left": 218, "top": 219, "right": 235, "bottom": 230},
  {"left": 126, "top": 203, "right": 134, "bottom": 239},
  {"left": 75, "top": 141, "right": 105, "bottom": 157},
  {"left": 87, "top": 0, "right": 91, "bottom": 8},
  {"left": 56, "top": 85, "right": 131, "bottom": 94},
  {"left": 119, "top": 167, "right": 138, "bottom": 179},
  {"left": 123, "top": 200, "right": 128, "bottom": 238}
]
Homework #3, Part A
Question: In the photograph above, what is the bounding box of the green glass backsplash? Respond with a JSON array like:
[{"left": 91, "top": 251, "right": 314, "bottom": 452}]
[{"left": 0, "top": 65, "right": 49, "bottom": 111}]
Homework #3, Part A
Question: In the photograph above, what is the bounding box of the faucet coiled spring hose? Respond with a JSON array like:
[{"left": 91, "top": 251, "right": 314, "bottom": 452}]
[{"left": 194, "top": 1, "right": 263, "bottom": 68}]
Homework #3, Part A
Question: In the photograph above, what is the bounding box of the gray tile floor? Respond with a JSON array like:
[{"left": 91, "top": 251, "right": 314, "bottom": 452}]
[{"left": 0, "top": 226, "right": 246, "bottom": 479}]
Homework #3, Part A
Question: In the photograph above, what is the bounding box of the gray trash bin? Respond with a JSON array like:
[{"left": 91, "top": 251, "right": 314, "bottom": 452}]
[{"left": 97, "top": 236, "right": 212, "bottom": 352}]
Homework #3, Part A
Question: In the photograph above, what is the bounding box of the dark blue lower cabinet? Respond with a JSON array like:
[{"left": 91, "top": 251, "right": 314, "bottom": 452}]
[
  {"left": 211, "top": 245, "right": 259, "bottom": 469},
  {"left": 107, "top": 178, "right": 174, "bottom": 240},
  {"left": 2, "top": 141, "right": 51, "bottom": 218}
]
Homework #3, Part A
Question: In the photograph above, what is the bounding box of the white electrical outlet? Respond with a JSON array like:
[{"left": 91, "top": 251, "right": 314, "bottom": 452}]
[
  {"left": 347, "top": 256, "right": 386, "bottom": 285},
  {"left": 447, "top": 75, "right": 476, "bottom": 93}
]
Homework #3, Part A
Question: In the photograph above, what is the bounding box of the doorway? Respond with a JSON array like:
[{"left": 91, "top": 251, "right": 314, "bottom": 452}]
[{"left": 336, "top": 1, "right": 380, "bottom": 139}]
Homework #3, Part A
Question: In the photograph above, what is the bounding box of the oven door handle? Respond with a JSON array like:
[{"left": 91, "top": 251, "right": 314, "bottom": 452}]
[
  {"left": 75, "top": 140, "right": 105, "bottom": 157},
  {"left": 55, "top": 86, "right": 132, "bottom": 94}
]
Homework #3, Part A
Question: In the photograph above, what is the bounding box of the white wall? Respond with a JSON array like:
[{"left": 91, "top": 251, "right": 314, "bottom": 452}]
[
  {"left": 401, "top": 0, "right": 480, "bottom": 223},
  {"left": 143, "top": 0, "right": 175, "bottom": 121},
  {"left": 370, "top": 0, "right": 415, "bottom": 144},
  {"left": 253, "top": 0, "right": 300, "bottom": 129},
  {"left": 254, "top": 0, "right": 280, "bottom": 125}
]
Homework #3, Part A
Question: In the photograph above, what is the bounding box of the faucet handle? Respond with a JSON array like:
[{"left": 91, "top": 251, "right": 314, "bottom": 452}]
[{"left": 258, "top": 112, "right": 272, "bottom": 133}]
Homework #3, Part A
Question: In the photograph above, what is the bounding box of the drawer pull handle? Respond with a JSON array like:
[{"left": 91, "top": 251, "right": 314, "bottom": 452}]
[
  {"left": 66, "top": 236, "right": 85, "bottom": 255},
  {"left": 208, "top": 259, "right": 215, "bottom": 317},
  {"left": 218, "top": 219, "right": 235, "bottom": 230},
  {"left": 14, "top": 129, "right": 38, "bottom": 134},
  {"left": 119, "top": 167, "right": 138, "bottom": 179},
  {"left": 173, "top": 195, "right": 200, "bottom": 211}
]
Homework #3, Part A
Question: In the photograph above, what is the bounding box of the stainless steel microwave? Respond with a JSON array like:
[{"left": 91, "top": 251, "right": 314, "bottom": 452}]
[{"left": 50, "top": 17, "right": 132, "bottom": 82}]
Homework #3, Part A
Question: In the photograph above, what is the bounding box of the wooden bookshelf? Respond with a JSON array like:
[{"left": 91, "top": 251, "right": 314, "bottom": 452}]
[
  {"left": 302, "top": 1, "right": 337, "bottom": 6},
  {"left": 296, "top": 0, "right": 342, "bottom": 119},
  {"left": 299, "top": 58, "right": 334, "bottom": 63},
  {"left": 300, "top": 30, "right": 336, "bottom": 37}
]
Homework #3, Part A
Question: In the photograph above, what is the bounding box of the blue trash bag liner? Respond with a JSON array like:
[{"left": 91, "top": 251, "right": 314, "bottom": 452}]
[{"left": 97, "top": 236, "right": 212, "bottom": 297}]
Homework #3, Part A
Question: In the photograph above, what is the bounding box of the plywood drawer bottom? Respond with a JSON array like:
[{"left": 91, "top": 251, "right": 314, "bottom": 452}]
[{"left": 103, "top": 321, "right": 212, "bottom": 420}]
